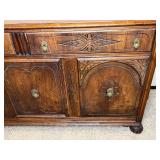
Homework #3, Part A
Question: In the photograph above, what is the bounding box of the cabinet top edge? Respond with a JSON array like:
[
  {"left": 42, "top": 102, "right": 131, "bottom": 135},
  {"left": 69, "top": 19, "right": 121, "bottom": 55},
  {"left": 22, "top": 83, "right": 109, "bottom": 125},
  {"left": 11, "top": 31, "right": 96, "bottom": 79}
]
[{"left": 4, "top": 20, "right": 156, "bottom": 29}]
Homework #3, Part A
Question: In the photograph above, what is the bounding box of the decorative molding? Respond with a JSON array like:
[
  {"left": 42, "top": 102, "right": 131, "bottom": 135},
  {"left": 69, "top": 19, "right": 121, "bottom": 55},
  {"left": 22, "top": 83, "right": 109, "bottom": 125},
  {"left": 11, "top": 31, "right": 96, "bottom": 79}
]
[
  {"left": 79, "top": 59, "right": 149, "bottom": 86},
  {"left": 59, "top": 33, "right": 120, "bottom": 52},
  {"left": 120, "top": 59, "right": 149, "bottom": 85},
  {"left": 12, "top": 32, "right": 31, "bottom": 55},
  {"left": 79, "top": 61, "right": 103, "bottom": 84}
]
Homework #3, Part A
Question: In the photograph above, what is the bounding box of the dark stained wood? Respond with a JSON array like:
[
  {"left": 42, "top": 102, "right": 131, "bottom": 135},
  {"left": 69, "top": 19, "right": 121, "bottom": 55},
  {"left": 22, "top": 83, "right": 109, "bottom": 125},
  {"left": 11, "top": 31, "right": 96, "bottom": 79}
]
[
  {"left": 62, "top": 59, "right": 80, "bottom": 116},
  {"left": 78, "top": 59, "right": 147, "bottom": 117},
  {"left": 4, "top": 116, "right": 138, "bottom": 126},
  {"left": 4, "top": 87, "right": 17, "bottom": 118},
  {"left": 10, "top": 27, "right": 155, "bottom": 55},
  {"left": 129, "top": 123, "right": 143, "bottom": 134},
  {"left": 4, "top": 60, "right": 68, "bottom": 117},
  {"left": 11, "top": 32, "right": 31, "bottom": 55},
  {"left": 4, "top": 21, "right": 156, "bottom": 134}
]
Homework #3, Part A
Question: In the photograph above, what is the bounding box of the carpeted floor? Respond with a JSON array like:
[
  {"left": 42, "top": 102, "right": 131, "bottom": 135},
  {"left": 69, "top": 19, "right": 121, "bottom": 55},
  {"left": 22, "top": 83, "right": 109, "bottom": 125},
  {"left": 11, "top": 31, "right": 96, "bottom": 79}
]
[{"left": 4, "top": 90, "right": 156, "bottom": 140}]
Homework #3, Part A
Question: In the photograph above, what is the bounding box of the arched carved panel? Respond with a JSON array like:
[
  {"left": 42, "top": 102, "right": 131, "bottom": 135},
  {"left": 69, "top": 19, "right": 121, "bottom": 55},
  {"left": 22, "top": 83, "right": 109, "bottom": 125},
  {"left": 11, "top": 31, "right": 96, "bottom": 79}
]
[
  {"left": 78, "top": 60, "right": 142, "bottom": 116},
  {"left": 4, "top": 61, "right": 66, "bottom": 116},
  {"left": 79, "top": 59, "right": 149, "bottom": 86}
]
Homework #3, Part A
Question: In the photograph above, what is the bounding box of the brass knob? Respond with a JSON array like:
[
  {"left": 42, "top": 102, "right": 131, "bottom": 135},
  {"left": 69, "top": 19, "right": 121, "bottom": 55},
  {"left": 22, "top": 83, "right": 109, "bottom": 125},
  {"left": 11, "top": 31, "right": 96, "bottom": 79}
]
[
  {"left": 31, "top": 89, "right": 39, "bottom": 98},
  {"left": 106, "top": 87, "right": 114, "bottom": 98},
  {"left": 133, "top": 38, "right": 140, "bottom": 49},
  {"left": 41, "top": 41, "right": 48, "bottom": 53}
]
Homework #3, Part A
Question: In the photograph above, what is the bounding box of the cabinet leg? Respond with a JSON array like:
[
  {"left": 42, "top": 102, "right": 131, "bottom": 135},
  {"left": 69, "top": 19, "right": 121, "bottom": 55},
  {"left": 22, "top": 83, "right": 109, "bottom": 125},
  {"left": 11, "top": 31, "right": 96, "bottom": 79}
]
[{"left": 129, "top": 124, "right": 143, "bottom": 134}]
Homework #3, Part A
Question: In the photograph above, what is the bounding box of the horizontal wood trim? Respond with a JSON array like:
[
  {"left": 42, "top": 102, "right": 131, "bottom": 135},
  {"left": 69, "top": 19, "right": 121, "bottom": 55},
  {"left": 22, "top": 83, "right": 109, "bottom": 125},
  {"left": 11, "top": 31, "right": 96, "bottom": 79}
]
[
  {"left": 4, "top": 55, "right": 150, "bottom": 64},
  {"left": 4, "top": 57, "right": 61, "bottom": 62},
  {"left": 4, "top": 52, "right": 151, "bottom": 62},
  {"left": 5, "top": 25, "right": 156, "bottom": 33},
  {"left": 4, "top": 117, "right": 139, "bottom": 126},
  {"left": 4, "top": 20, "right": 156, "bottom": 30}
]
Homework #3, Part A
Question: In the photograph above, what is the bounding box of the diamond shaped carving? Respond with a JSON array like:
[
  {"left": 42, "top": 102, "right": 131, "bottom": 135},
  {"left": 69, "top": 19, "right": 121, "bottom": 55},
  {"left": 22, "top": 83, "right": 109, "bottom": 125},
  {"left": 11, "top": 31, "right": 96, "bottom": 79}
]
[{"left": 59, "top": 33, "right": 120, "bottom": 52}]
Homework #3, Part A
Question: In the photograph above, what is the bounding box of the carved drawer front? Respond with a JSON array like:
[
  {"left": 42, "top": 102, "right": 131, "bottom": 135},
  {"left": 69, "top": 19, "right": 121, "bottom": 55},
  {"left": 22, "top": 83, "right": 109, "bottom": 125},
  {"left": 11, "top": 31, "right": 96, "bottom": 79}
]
[
  {"left": 9, "top": 27, "right": 155, "bottom": 55},
  {"left": 78, "top": 58, "right": 150, "bottom": 117},
  {"left": 4, "top": 60, "right": 68, "bottom": 118}
]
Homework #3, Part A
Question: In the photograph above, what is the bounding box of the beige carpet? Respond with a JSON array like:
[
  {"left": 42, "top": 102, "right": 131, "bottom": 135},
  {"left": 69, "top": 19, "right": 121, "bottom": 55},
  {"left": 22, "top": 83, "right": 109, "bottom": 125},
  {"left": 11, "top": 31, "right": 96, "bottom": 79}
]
[{"left": 4, "top": 90, "right": 156, "bottom": 140}]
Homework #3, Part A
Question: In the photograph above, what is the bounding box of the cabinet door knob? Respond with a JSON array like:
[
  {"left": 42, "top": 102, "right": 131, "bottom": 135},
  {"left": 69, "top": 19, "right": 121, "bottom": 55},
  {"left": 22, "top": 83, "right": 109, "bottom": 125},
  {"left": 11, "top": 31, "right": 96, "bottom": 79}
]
[
  {"left": 133, "top": 38, "right": 140, "bottom": 49},
  {"left": 106, "top": 87, "right": 114, "bottom": 98},
  {"left": 31, "top": 89, "right": 39, "bottom": 98},
  {"left": 41, "top": 41, "right": 48, "bottom": 53}
]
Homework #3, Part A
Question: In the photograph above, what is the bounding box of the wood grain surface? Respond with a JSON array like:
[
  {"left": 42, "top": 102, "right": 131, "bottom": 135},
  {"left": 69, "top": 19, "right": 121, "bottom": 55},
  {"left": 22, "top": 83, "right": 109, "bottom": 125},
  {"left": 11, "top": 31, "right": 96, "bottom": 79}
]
[{"left": 4, "top": 21, "right": 156, "bottom": 133}]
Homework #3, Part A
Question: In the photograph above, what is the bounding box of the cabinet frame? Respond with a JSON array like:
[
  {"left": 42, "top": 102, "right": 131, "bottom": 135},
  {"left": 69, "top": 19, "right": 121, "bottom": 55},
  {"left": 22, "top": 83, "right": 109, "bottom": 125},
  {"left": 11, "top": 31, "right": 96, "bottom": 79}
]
[{"left": 4, "top": 21, "right": 156, "bottom": 134}]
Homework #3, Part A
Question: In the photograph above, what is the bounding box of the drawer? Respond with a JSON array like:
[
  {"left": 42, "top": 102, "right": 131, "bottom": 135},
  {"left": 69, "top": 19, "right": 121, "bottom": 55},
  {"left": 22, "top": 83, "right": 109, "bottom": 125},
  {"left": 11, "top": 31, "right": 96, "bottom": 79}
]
[{"left": 9, "top": 27, "right": 155, "bottom": 55}]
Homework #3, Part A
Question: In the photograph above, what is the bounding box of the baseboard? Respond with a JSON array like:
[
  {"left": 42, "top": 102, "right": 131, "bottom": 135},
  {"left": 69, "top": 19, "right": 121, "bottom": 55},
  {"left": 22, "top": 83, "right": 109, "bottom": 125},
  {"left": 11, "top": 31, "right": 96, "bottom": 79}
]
[{"left": 150, "top": 86, "right": 156, "bottom": 89}]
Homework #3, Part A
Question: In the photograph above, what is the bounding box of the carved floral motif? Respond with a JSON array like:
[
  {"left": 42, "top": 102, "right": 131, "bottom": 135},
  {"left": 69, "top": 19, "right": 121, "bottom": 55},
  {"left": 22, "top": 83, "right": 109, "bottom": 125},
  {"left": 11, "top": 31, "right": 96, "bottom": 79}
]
[
  {"left": 79, "top": 59, "right": 149, "bottom": 86},
  {"left": 59, "top": 33, "right": 120, "bottom": 52},
  {"left": 120, "top": 59, "right": 149, "bottom": 85},
  {"left": 79, "top": 61, "right": 103, "bottom": 84}
]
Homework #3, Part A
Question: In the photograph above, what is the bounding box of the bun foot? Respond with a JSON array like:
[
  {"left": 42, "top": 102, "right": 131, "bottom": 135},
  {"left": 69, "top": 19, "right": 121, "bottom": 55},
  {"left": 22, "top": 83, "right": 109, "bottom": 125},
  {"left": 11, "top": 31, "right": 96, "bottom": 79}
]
[{"left": 129, "top": 124, "right": 143, "bottom": 134}]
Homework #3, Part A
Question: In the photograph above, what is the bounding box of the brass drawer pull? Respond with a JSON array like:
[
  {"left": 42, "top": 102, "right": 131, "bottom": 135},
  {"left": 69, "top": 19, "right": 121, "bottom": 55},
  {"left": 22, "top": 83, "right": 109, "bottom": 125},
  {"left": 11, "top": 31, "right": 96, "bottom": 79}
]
[
  {"left": 31, "top": 89, "right": 39, "bottom": 98},
  {"left": 106, "top": 87, "right": 114, "bottom": 98},
  {"left": 133, "top": 38, "right": 140, "bottom": 49},
  {"left": 41, "top": 41, "right": 48, "bottom": 53}
]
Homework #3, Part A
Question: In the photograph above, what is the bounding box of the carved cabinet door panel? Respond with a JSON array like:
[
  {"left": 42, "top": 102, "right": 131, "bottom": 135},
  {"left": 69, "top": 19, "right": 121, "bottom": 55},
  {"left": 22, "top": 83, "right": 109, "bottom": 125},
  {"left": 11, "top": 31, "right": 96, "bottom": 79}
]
[
  {"left": 4, "top": 59, "right": 67, "bottom": 118},
  {"left": 78, "top": 58, "right": 149, "bottom": 117}
]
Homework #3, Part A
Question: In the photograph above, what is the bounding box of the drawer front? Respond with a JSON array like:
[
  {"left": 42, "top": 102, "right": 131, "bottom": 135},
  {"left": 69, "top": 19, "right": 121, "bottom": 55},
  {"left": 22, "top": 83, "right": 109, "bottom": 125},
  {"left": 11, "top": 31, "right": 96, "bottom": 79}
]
[
  {"left": 78, "top": 57, "right": 150, "bottom": 117},
  {"left": 9, "top": 27, "right": 155, "bottom": 55},
  {"left": 4, "top": 60, "right": 68, "bottom": 118}
]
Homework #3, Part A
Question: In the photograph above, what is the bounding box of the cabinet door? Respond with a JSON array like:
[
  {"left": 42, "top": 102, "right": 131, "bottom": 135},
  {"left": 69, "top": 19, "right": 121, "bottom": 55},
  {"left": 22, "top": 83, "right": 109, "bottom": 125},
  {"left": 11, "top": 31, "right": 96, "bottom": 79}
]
[
  {"left": 4, "top": 59, "right": 67, "bottom": 118},
  {"left": 78, "top": 58, "right": 149, "bottom": 117}
]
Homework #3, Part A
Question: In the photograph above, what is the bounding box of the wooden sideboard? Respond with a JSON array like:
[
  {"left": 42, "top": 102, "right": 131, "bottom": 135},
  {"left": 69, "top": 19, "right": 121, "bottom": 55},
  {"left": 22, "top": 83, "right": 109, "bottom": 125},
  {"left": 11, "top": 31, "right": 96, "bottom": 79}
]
[{"left": 4, "top": 20, "right": 156, "bottom": 134}]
